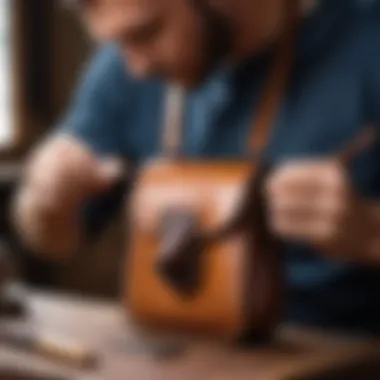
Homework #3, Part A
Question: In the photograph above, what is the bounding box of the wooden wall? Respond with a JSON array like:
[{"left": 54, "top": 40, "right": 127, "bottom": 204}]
[
  {"left": 7, "top": 1, "right": 124, "bottom": 298},
  {"left": 50, "top": 3, "right": 94, "bottom": 122},
  {"left": 7, "top": 0, "right": 93, "bottom": 156}
]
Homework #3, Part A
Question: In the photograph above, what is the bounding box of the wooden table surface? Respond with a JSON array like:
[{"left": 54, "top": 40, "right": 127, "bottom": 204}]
[{"left": 2, "top": 286, "right": 380, "bottom": 380}]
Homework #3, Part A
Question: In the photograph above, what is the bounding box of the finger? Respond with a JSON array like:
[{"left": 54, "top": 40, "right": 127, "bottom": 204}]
[
  {"left": 268, "top": 198, "right": 346, "bottom": 243},
  {"left": 269, "top": 214, "right": 338, "bottom": 242},
  {"left": 94, "top": 157, "right": 127, "bottom": 193},
  {"left": 269, "top": 192, "right": 346, "bottom": 220},
  {"left": 267, "top": 161, "right": 346, "bottom": 197}
]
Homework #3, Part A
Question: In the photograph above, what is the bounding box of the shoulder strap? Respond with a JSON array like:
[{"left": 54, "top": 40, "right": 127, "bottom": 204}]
[
  {"left": 162, "top": 0, "right": 298, "bottom": 158},
  {"left": 248, "top": 0, "right": 298, "bottom": 157}
]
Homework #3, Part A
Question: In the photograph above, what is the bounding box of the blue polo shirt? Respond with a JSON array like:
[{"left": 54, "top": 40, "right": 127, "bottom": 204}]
[{"left": 59, "top": 0, "right": 380, "bottom": 335}]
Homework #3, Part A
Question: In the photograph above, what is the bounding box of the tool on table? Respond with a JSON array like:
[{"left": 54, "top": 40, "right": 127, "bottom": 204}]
[
  {"left": 121, "top": 326, "right": 188, "bottom": 360},
  {"left": 0, "top": 327, "right": 100, "bottom": 370}
]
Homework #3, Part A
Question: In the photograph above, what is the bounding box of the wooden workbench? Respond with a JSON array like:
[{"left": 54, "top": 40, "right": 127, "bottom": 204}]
[{"left": 2, "top": 287, "right": 380, "bottom": 380}]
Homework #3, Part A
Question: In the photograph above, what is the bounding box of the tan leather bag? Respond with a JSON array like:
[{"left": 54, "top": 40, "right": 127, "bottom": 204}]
[{"left": 124, "top": 1, "right": 298, "bottom": 342}]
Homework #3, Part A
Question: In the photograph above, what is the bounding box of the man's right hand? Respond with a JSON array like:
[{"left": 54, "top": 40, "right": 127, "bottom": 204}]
[{"left": 12, "top": 134, "right": 124, "bottom": 260}]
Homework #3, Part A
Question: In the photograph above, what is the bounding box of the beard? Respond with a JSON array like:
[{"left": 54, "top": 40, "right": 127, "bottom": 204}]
[{"left": 188, "top": 0, "right": 235, "bottom": 86}]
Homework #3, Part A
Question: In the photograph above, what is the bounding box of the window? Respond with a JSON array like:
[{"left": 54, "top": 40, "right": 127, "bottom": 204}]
[{"left": 0, "top": 0, "right": 13, "bottom": 147}]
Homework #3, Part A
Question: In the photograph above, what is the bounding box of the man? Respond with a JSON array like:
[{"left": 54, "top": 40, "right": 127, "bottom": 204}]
[{"left": 12, "top": 0, "right": 380, "bottom": 335}]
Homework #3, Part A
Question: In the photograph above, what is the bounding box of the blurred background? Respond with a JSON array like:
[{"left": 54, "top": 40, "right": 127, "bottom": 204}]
[{"left": 0, "top": 0, "right": 124, "bottom": 300}]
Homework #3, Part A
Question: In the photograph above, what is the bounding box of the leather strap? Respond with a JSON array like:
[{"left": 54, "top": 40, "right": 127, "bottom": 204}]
[
  {"left": 248, "top": 0, "right": 298, "bottom": 157},
  {"left": 161, "top": 0, "right": 298, "bottom": 158},
  {"left": 336, "top": 125, "right": 377, "bottom": 167}
]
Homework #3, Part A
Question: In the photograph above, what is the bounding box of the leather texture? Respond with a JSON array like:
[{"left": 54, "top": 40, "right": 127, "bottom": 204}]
[{"left": 126, "top": 160, "right": 282, "bottom": 339}]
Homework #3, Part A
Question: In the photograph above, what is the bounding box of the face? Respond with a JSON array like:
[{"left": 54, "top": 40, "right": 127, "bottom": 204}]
[{"left": 77, "top": 0, "right": 234, "bottom": 88}]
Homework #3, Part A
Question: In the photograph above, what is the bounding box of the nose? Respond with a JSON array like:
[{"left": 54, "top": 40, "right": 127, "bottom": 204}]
[{"left": 87, "top": 18, "right": 122, "bottom": 44}]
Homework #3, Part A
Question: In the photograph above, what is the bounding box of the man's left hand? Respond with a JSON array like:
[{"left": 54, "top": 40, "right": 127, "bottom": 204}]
[{"left": 265, "top": 159, "right": 377, "bottom": 261}]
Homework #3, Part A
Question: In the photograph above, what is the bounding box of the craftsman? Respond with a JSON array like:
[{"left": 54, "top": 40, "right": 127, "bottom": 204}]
[{"left": 12, "top": 0, "right": 380, "bottom": 335}]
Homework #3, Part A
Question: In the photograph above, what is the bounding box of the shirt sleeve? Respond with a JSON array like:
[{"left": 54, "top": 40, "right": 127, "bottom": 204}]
[{"left": 56, "top": 44, "right": 136, "bottom": 158}]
